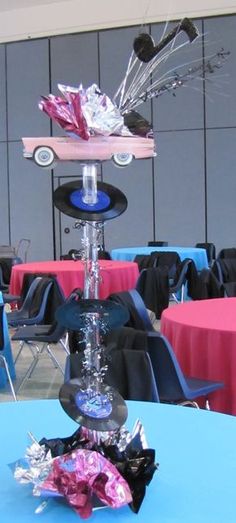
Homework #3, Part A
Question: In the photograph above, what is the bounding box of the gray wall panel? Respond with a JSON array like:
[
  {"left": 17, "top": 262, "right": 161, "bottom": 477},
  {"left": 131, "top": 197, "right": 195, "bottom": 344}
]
[
  {"left": 56, "top": 177, "right": 85, "bottom": 258},
  {"left": 50, "top": 32, "right": 99, "bottom": 177},
  {"left": 50, "top": 32, "right": 99, "bottom": 92},
  {"left": 0, "top": 142, "right": 9, "bottom": 244},
  {"left": 204, "top": 16, "right": 236, "bottom": 128},
  {"left": 154, "top": 130, "right": 205, "bottom": 245},
  {"left": 8, "top": 142, "right": 54, "bottom": 261},
  {"left": 0, "top": 45, "right": 6, "bottom": 141},
  {"left": 151, "top": 20, "right": 204, "bottom": 131},
  {"left": 7, "top": 39, "right": 50, "bottom": 140},
  {"left": 206, "top": 128, "right": 236, "bottom": 252},
  {"left": 102, "top": 159, "right": 153, "bottom": 250}
]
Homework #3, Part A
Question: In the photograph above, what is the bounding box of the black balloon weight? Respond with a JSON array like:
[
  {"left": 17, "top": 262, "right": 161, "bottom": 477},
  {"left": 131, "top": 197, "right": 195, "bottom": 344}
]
[
  {"left": 53, "top": 180, "right": 127, "bottom": 221},
  {"left": 55, "top": 298, "right": 129, "bottom": 332},
  {"left": 59, "top": 379, "right": 128, "bottom": 431}
]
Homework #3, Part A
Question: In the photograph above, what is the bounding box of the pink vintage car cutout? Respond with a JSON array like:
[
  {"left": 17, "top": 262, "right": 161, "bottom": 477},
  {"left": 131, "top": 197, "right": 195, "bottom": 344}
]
[{"left": 22, "top": 135, "right": 156, "bottom": 168}]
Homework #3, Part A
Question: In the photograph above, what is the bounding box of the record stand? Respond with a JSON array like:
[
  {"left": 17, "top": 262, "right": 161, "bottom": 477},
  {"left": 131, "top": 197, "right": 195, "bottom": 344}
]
[{"left": 53, "top": 162, "right": 128, "bottom": 434}]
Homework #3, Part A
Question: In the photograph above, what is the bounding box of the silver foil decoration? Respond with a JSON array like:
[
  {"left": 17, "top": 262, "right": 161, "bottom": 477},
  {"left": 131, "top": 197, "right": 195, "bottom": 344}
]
[{"left": 58, "top": 83, "right": 131, "bottom": 137}]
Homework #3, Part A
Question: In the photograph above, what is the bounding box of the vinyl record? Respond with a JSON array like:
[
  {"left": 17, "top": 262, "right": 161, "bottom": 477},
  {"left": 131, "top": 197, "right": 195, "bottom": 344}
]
[
  {"left": 55, "top": 299, "right": 129, "bottom": 331},
  {"left": 53, "top": 180, "right": 127, "bottom": 221},
  {"left": 59, "top": 378, "right": 128, "bottom": 431}
]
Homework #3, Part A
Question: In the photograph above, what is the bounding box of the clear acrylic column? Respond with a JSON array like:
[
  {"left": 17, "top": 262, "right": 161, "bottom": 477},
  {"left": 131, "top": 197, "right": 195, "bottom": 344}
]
[{"left": 78, "top": 163, "right": 111, "bottom": 419}]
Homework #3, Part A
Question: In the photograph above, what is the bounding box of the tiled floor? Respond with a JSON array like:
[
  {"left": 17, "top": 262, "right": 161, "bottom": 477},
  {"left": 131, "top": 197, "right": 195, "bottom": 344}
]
[{"left": 0, "top": 329, "right": 67, "bottom": 402}]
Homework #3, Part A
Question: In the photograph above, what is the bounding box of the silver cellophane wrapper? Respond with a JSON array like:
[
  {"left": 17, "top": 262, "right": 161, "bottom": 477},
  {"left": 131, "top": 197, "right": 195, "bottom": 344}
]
[{"left": 55, "top": 83, "right": 131, "bottom": 138}]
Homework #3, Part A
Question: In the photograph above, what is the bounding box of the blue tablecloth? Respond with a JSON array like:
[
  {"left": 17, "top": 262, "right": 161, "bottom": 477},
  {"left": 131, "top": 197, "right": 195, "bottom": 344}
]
[
  {"left": 111, "top": 246, "right": 208, "bottom": 271},
  {"left": 1, "top": 399, "right": 236, "bottom": 522},
  {"left": 0, "top": 291, "right": 15, "bottom": 388}
]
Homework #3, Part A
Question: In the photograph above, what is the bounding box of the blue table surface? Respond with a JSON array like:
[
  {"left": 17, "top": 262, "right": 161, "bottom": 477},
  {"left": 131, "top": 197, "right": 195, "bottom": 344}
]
[
  {"left": 111, "top": 246, "right": 208, "bottom": 271},
  {"left": 1, "top": 399, "right": 236, "bottom": 522}
]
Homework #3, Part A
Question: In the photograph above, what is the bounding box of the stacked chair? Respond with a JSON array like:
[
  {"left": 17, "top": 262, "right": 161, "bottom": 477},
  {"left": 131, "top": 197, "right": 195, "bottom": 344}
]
[
  {"left": 0, "top": 239, "right": 30, "bottom": 286},
  {"left": 7, "top": 276, "right": 53, "bottom": 328},
  {"left": 9, "top": 275, "right": 68, "bottom": 393}
]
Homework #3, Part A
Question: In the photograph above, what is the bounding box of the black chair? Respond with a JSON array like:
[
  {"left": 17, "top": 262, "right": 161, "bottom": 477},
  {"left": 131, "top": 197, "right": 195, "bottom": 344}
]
[
  {"left": 151, "top": 251, "right": 181, "bottom": 279},
  {"left": 148, "top": 241, "right": 168, "bottom": 246},
  {"left": 18, "top": 272, "right": 66, "bottom": 323},
  {"left": 7, "top": 277, "right": 53, "bottom": 327},
  {"left": 64, "top": 344, "right": 159, "bottom": 403},
  {"left": 134, "top": 254, "right": 154, "bottom": 271},
  {"left": 217, "top": 248, "right": 236, "bottom": 260},
  {"left": 108, "top": 289, "right": 154, "bottom": 331},
  {"left": 0, "top": 265, "right": 9, "bottom": 292},
  {"left": 10, "top": 286, "right": 77, "bottom": 391},
  {"left": 212, "top": 258, "right": 236, "bottom": 296},
  {"left": 188, "top": 268, "right": 224, "bottom": 300},
  {"left": 12, "top": 321, "right": 69, "bottom": 392},
  {"left": 0, "top": 266, "right": 21, "bottom": 306},
  {"left": 60, "top": 249, "right": 82, "bottom": 261},
  {"left": 147, "top": 331, "right": 224, "bottom": 408},
  {"left": 169, "top": 258, "right": 195, "bottom": 303},
  {"left": 97, "top": 249, "right": 112, "bottom": 260},
  {"left": 195, "top": 242, "right": 216, "bottom": 267},
  {"left": 134, "top": 251, "right": 181, "bottom": 278},
  {"left": 0, "top": 257, "right": 23, "bottom": 285},
  {"left": 0, "top": 304, "right": 16, "bottom": 400},
  {"left": 136, "top": 267, "right": 169, "bottom": 319}
]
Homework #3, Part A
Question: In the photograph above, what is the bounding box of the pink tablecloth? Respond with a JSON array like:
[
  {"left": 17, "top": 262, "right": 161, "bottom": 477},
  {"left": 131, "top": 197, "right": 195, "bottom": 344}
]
[
  {"left": 161, "top": 298, "right": 236, "bottom": 415},
  {"left": 9, "top": 260, "right": 139, "bottom": 299}
]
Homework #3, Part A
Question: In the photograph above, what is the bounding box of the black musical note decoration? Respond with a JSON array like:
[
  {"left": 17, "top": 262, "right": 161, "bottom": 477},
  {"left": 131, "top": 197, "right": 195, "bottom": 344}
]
[{"left": 133, "top": 17, "right": 199, "bottom": 63}]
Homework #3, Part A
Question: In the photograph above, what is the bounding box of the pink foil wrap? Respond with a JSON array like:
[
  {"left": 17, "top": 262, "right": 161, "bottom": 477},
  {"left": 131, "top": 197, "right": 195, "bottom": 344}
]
[
  {"left": 39, "top": 84, "right": 130, "bottom": 140},
  {"left": 40, "top": 449, "right": 132, "bottom": 518},
  {"left": 39, "top": 91, "right": 89, "bottom": 140}
]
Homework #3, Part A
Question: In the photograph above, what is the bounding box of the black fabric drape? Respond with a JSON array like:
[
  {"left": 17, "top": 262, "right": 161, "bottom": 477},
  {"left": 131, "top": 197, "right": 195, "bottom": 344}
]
[{"left": 136, "top": 267, "right": 169, "bottom": 319}]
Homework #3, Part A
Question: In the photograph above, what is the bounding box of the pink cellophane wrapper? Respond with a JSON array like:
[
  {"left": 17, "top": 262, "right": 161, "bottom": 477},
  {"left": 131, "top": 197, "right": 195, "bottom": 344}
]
[
  {"left": 39, "top": 89, "right": 89, "bottom": 140},
  {"left": 40, "top": 448, "right": 132, "bottom": 519},
  {"left": 39, "top": 83, "right": 131, "bottom": 140}
]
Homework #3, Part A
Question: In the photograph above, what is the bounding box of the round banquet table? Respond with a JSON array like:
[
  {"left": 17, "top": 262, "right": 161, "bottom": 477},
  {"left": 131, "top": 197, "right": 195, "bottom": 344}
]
[
  {"left": 1, "top": 399, "right": 236, "bottom": 523},
  {"left": 111, "top": 246, "right": 208, "bottom": 271},
  {"left": 161, "top": 297, "right": 236, "bottom": 416},
  {"left": 9, "top": 260, "right": 139, "bottom": 299}
]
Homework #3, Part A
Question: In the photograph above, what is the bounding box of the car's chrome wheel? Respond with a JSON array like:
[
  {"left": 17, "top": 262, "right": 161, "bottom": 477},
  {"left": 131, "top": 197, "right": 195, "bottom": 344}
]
[
  {"left": 33, "top": 146, "right": 55, "bottom": 167},
  {"left": 112, "top": 152, "right": 133, "bottom": 167}
]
